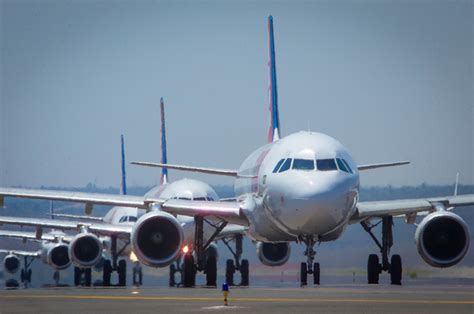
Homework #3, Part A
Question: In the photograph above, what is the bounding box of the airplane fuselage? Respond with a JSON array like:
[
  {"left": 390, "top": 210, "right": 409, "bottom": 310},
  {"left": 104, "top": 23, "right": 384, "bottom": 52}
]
[{"left": 236, "top": 131, "right": 360, "bottom": 242}]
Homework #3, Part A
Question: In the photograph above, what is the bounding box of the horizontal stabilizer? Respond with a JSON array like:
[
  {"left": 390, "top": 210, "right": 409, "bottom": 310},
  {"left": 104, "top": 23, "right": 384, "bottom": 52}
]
[
  {"left": 357, "top": 161, "right": 410, "bottom": 171},
  {"left": 131, "top": 161, "right": 238, "bottom": 177}
]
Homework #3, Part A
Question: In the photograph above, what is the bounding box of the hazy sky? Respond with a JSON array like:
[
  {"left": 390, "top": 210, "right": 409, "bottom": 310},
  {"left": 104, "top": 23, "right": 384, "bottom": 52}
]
[{"left": 1, "top": 0, "right": 472, "bottom": 189}]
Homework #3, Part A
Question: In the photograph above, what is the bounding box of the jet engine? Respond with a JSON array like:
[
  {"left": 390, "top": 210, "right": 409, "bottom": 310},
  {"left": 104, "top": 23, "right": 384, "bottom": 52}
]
[
  {"left": 3, "top": 254, "right": 20, "bottom": 274},
  {"left": 68, "top": 233, "right": 103, "bottom": 268},
  {"left": 256, "top": 242, "right": 291, "bottom": 266},
  {"left": 43, "top": 243, "right": 71, "bottom": 270},
  {"left": 131, "top": 211, "right": 183, "bottom": 267},
  {"left": 415, "top": 211, "right": 470, "bottom": 267}
]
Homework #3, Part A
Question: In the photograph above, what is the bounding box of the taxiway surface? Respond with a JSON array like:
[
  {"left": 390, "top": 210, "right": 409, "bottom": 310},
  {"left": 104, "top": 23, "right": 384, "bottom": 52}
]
[{"left": 1, "top": 284, "right": 473, "bottom": 313}]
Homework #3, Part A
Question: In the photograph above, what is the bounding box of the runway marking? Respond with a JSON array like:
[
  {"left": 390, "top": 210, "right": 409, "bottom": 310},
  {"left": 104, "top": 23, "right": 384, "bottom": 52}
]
[{"left": 1, "top": 295, "right": 473, "bottom": 305}]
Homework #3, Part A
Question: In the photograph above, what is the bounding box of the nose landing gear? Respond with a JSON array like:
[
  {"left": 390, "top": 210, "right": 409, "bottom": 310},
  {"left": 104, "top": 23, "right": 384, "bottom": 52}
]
[
  {"left": 361, "top": 216, "right": 402, "bottom": 285},
  {"left": 300, "top": 236, "right": 320, "bottom": 286}
]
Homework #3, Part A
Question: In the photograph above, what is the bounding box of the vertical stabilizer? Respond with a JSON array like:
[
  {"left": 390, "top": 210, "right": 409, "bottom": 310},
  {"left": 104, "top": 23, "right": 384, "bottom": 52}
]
[
  {"left": 160, "top": 98, "right": 169, "bottom": 185},
  {"left": 120, "top": 134, "right": 127, "bottom": 195},
  {"left": 267, "top": 15, "right": 281, "bottom": 143}
]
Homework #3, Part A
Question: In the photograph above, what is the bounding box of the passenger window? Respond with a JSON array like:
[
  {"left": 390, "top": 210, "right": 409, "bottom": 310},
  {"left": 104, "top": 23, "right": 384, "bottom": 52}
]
[
  {"left": 278, "top": 158, "right": 292, "bottom": 173},
  {"left": 316, "top": 159, "right": 337, "bottom": 171},
  {"left": 336, "top": 158, "right": 349, "bottom": 173},
  {"left": 342, "top": 159, "right": 353, "bottom": 173},
  {"left": 292, "top": 159, "right": 315, "bottom": 170},
  {"left": 272, "top": 159, "right": 285, "bottom": 173}
]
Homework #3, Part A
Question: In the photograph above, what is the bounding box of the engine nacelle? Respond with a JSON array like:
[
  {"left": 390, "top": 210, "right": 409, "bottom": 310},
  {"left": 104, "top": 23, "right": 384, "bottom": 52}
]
[
  {"left": 415, "top": 211, "right": 470, "bottom": 268},
  {"left": 256, "top": 242, "right": 291, "bottom": 266},
  {"left": 3, "top": 254, "right": 20, "bottom": 274},
  {"left": 68, "top": 233, "right": 103, "bottom": 268},
  {"left": 131, "top": 211, "right": 183, "bottom": 267},
  {"left": 43, "top": 243, "right": 71, "bottom": 270}
]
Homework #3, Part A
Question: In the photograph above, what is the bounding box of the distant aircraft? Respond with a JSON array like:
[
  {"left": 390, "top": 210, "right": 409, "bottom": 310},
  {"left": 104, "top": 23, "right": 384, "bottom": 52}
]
[
  {"left": 0, "top": 16, "right": 472, "bottom": 287},
  {"left": 0, "top": 100, "right": 246, "bottom": 288}
]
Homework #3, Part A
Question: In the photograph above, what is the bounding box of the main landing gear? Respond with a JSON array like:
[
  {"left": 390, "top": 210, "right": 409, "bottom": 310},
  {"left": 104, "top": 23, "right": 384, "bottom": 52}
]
[
  {"left": 222, "top": 234, "right": 249, "bottom": 286},
  {"left": 361, "top": 216, "right": 402, "bottom": 285},
  {"left": 74, "top": 267, "right": 92, "bottom": 286},
  {"left": 169, "top": 218, "right": 249, "bottom": 288},
  {"left": 20, "top": 256, "right": 33, "bottom": 288},
  {"left": 102, "top": 236, "right": 134, "bottom": 287},
  {"left": 299, "top": 236, "right": 320, "bottom": 286}
]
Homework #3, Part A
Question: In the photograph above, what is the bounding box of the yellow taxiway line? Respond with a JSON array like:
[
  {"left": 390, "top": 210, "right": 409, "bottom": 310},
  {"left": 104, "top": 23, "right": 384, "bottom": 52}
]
[{"left": 2, "top": 294, "right": 473, "bottom": 305}]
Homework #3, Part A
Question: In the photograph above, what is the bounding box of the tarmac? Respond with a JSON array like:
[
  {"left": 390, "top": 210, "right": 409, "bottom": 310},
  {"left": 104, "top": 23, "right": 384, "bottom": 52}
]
[{"left": 0, "top": 283, "right": 473, "bottom": 313}]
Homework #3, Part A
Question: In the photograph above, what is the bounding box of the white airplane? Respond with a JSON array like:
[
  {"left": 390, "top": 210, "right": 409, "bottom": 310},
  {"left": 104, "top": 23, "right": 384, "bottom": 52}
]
[
  {"left": 0, "top": 100, "right": 246, "bottom": 288},
  {"left": 0, "top": 16, "right": 472, "bottom": 287}
]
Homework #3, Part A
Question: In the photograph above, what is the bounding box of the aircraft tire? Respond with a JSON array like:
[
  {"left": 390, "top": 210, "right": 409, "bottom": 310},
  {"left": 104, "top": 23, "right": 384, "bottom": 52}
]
[
  {"left": 102, "top": 260, "right": 112, "bottom": 286},
  {"left": 205, "top": 256, "right": 217, "bottom": 287},
  {"left": 118, "top": 260, "right": 127, "bottom": 287},
  {"left": 74, "top": 267, "right": 81, "bottom": 286},
  {"left": 182, "top": 254, "right": 196, "bottom": 288},
  {"left": 169, "top": 263, "right": 176, "bottom": 287},
  {"left": 300, "top": 262, "right": 307, "bottom": 286},
  {"left": 313, "top": 262, "right": 320, "bottom": 285},
  {"left": 84, "top": 268, "right": 92, "bottom": 287},
  {"left": 367, "top": 254, "right": 380, "bottom": 284},
  {"left": 240, "top": 259, "right": 249, "bottom": 286},
  {"left": 390, "top": 255, "right": 402, "bottom": 285},
  {"left": 225, "top": 259, "right": 235, "bottom": 286}
]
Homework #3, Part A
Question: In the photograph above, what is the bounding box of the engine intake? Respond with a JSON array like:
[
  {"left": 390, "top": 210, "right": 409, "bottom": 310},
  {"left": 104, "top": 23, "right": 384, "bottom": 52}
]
[
  {"left": 69, "top": 233, "right": 103, "bottom": 268},
  {"left": 415, "top": 211, "right": 470, "bottom": 268},
  {"left": 131, "top": 211, "right": 183, "bottom": 267},
  {"left": 46, "top": 243, "right": 71, "bottom": 270},
  {"left": 256, "top": 242, "right": 291, "bottom": 266},
  {"left": 3, "top": 254, "right": 20, "bottom": 274}
]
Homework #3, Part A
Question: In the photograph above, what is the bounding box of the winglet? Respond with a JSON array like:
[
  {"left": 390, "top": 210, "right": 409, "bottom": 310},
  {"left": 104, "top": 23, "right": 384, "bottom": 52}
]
[
  {"left": 454, "top": 172, "right": 459, "bottom": 196},
  {"left": 120, "top": 134, "right": 127, "bottom": 195},
  {"left": 160, "top": 98, "right": 169, "bottom": 185},
  {"left": 267, "top": 15, "right": 281, "bottom": 143}
]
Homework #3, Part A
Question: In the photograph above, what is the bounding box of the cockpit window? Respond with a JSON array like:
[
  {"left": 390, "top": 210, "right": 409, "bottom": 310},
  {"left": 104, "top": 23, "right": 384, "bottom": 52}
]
[
  {"left": 341, "top": 159, "right": 353, "bottom": 173},
  {"left": 278, "top": 158, "right": 292, "bottom": 173},
  {"left": 194, "top": 197, "right": 206, "bottom": 201},
  {"left": 292, "top": 159, "right": 315, "bottom": 170},
  {"left": 316, "top": 159, "right": 337, "bottom": 171},
  {"left": 272, "top": 159, "right": 285, "bottom": 173},
  {"left": 128, "top": 216, "right": 137, "bottom": 222},
  {"left": 336, "top": 158, "right": 349, "bottom": 173}
]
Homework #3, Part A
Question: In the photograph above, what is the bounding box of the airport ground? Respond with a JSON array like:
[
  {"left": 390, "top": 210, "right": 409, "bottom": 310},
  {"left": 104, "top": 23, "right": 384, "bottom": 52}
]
[{"left": 1, "top": 278, "right": 473, "bottom": 314}]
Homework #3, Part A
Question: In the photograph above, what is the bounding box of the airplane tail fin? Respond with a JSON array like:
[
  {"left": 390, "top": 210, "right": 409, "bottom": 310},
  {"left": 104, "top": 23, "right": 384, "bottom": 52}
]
[
  {"left": 160, "top": 98, "right": 169, "bottom": 185},
  {"left": 120, "top": 134, "right": 127, "bottom": 195},
  {"left": 267, "top": 15, "right": 281, "bottom": 143}
]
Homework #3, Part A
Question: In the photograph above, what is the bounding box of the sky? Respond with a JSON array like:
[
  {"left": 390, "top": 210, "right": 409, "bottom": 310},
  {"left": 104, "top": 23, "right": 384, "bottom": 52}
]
[{"left": 1, "top": 0, "right": 472, "bottom": 189}]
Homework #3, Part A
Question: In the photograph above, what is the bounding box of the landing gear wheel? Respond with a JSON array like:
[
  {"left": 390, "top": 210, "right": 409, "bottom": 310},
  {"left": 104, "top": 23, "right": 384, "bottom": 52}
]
[
  {"left": 240, "top": 259, "right": 249, "bottom": 286},
  {"left": 118, "top": 260, "right": 127, "bottom": 287},
  {"left": 169, "top": 263, "right": 177, "bottom": 287},
  {"left": 20, "top": 269, "right": 25, "bottom": 283},
  {"left": 103, "top": 260, "right": 112, "bottom": 286},
  {"left": 133, "top": 262, "right": 143, "bottom": 286},
  {"left": 367, "top": 254, "right": 380, "bottom": 284},
  {"left": 300, "top": 262, "right": 308, "bottom": 286},
  {"left": 225, "top": 259, "right": 235, "bottom": 286},
  {"left": 205, "top": 256, "right": 217, "bottom": 287},
  {"left": 313, "top": 263, "right": 320, "bottom": 285},
  {"left": 84, "top": 268, "right": 92, "bottom": 287},
  {"left": 182, "top": 254, "right": 196, "bottom": 288},
  {"left": 390, "top": 254, "right": 402, "bottom": 285},
  {"left": 74, "top": 267, "right": 81, "bottom": 286}
]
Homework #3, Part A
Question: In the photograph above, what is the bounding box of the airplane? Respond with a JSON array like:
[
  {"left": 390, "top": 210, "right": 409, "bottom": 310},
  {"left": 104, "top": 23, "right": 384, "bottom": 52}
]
[
  {"left": 0, "top": 99, "right": 247, "bottom": 288},
  {"left": 0, "top": 16, "right": 472, "bottom": 287}
]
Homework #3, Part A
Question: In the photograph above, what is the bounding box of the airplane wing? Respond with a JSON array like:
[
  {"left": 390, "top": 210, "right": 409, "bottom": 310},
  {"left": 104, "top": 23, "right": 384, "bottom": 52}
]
[
  {"left": 0, "top": 216, "right": 132, "bottom": 238},
  {"left": 0, "top": 187, "right": 249, "bottom": 225},
  {"left": 50, "top": 213, "right": 103, "bottom": 222},
  {"left": 357, "top": 161, "right": 410, "bottom": 171},
  {"left": 0, "top": 249, "right": 41, "bottom": 257},
  {"left": 131, "top": 161, "right": 238, "bottom": 176},
  {"left": 0, "top": 230, "right": 60, "bottom": 242},
  {"left": 351, "top": 194, "right": 474, "bottom": 222}
]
